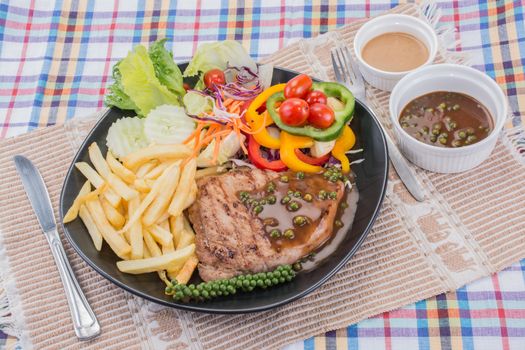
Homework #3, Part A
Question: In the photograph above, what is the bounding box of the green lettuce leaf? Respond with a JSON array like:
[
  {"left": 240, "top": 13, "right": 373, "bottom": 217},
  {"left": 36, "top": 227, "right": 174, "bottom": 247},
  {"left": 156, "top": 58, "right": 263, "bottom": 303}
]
[
  {"left": 183, "top": 40, "right": 257, "bottom": 77},
  {"left": 148, "top": 39, "right": 186, "bottom": 97},
  {"left": 119, "top": 45, "right": 181, "bottom": 116},
  {"left": 104, "top": 63, "right": 139, "bottom": 113}
]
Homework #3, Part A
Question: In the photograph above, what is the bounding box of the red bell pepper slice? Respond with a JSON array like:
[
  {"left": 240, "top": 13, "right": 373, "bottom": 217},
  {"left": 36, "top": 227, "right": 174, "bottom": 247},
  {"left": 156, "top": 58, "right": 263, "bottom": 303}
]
[
  {"left": 294, "top": 149, "right": 330, "bottom": 166},
  {"left": 248, "top": 135, "right": 287, "bottom": 172}
]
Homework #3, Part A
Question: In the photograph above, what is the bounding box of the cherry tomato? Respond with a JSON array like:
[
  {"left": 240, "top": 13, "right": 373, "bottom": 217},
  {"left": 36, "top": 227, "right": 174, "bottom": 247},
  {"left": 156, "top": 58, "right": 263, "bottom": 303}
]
[
  {"left": 203, "top": 69, "right": 226, "bottom": 88},
  {"left": 279, "top": 98, "right": 309, "bottom": 126},
  {"left": 308, "top": 103, "right": 335, "bottom": 129},
  {"left": 183, "top": 83, "right": 191, "bottom": 91},
  {"left": 305, "top": 90, "right": 327, "bottom": 105},
  {"left": 284, "top": 74, "right": 313, "bottom": 99}
]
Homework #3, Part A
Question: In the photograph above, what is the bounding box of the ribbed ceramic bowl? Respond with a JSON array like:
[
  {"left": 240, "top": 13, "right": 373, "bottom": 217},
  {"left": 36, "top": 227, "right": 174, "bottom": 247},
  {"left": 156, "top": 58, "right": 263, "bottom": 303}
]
[
  {"left": 353, "top": 14, "right": 438, "bottom": 91},
  {"left": 389, "top": 64, "right": 507, "bottom": 173}
]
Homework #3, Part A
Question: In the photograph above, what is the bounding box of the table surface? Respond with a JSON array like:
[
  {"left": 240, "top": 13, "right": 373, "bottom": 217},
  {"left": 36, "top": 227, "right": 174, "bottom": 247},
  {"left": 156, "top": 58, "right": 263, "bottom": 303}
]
[{"left": 0, "top": 1, "right": 524, "bottom": 349}]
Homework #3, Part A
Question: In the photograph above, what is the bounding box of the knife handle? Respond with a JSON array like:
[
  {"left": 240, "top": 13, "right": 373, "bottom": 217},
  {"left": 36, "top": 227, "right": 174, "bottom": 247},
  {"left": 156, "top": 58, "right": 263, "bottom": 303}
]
[{"left": 45, "top": 229, "right": 101, "bottom": 340}]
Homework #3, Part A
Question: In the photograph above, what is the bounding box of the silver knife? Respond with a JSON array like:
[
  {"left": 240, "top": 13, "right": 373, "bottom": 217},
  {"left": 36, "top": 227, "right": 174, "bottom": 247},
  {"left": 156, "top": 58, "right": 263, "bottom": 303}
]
[{"left": 14, "top": 155, "right": 101, "bottom": 340}]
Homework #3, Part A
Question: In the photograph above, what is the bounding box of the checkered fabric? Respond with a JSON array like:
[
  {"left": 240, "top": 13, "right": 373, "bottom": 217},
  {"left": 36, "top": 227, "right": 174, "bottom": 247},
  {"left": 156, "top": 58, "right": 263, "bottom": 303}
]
[{"left": 1, "top": 1, "right": 524, "bottom": 349}]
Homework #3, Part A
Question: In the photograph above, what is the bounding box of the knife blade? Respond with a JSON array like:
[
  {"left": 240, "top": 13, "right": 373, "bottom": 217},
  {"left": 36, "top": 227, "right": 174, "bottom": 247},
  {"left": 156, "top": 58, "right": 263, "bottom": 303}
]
[{"left": 13, "top": 155, "right": 101, "bottom": 340}]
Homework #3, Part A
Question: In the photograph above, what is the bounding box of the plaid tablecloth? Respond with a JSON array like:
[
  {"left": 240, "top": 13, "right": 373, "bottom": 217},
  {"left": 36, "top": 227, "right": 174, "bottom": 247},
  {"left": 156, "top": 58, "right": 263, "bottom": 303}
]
[{"left": 1, "top": 1, "right": 524, "bottom": 349}]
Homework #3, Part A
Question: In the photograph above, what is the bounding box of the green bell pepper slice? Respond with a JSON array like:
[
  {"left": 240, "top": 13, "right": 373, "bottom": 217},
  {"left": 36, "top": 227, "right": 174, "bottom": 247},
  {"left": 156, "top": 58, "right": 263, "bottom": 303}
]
[{"left": 266, "top": 82, "right": 355, "bottom": 141}]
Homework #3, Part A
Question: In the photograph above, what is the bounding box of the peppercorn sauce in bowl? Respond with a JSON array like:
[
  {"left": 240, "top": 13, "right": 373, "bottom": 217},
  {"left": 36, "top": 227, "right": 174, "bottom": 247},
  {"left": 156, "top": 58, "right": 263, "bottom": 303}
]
[{"left": 389, "top": 64, "right": 507, "bottom": 173}]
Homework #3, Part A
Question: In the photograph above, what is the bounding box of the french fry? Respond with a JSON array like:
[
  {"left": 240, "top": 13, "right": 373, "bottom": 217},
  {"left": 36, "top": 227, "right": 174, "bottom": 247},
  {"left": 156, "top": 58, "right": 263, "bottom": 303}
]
[
  {"left": 75, "top": 162, "right": 121, "bottom": 207},
  {"left": 195, "top": 165, "right": 227, "bottom": 179},
  {"left": 75, "top": 162, "right": 105, "bottom": 188},
  {"left": 168, "top": 159, "right": 197, "bottom": 216},
  {"left": 169, "top": 215, "right": 184, "bottom": 247},
  {"left": 142, "top": 164, "right": 181, "bottom": 226},
  {"left": 160, "top": 219, "right": 170, "bottom": 232},
  {"left": 147, "top": 224, "right": 173, "bottom": 246},
  {"left": 128, "top": 196, "right": 143, "bottom": 259},
  {"left": 123, "top": 144, "right": 192, "bottom": 170},
  {"left": 85, "top": 198, "right": 131, "bottom": 259},
  {"left": 63, "top": 181, "right": 91, "bottom": 223},
  {"left": 156, "top": 211, "right": 170, "bottom": 224},
  {"left": 88, "top": 142, "right": 112, "bottom": 178},
  {"left": 133, "top": 179, "right": 150, "bottom": 193},
  {"left": 100, "top": 197, "right": 126, "bottom": 229},
  {"left": 161, "top": 239, "right": 175, "bottom": 254},
  {"left": 174, "top": 255, "right": 199, "bottom": 284},
  {"left": 176, "top": 230, "right": 195, "bottom": 250},
  {"left": 89, "top": 142, "right": 138, "bottom": 201},
  {"left": 135, "top": 161, "right": 157, "bottom": 178},
  {"left": 79, "top": 204, "right": 103, "bottom": 251},
  {"left": 144, "top": 160, "right": 177, "bottom": 180},
  {"left": 143, "top": 229, "right": 162, "bottom": 257},
  {"left": 182, "top": 181, "right": 197, "bottom": 210},
  {"left": 106, "top": 172, "right": 138, "bottom": 201},
  {"left": 116, "top": 244, "right": 195, "bottom": 274},
  {"left": 106, "top": 151, "right": 136, "bottom": 184},
  {"left": 118, "top": 163, "right": 179, "bottom": 233}
]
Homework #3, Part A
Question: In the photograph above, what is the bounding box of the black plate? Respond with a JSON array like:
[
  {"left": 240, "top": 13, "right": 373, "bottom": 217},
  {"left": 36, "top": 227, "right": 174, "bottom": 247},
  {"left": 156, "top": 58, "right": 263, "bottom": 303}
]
[{"left": 59, "top": 65, "right": 388, "bottom": 314}]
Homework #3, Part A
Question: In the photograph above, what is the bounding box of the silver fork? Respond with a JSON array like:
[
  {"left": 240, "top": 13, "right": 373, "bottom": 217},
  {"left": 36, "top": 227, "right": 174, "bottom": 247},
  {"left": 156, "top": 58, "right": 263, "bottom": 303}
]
[{"left": 331, "top": 46, "right": 425, "bottom": 202}]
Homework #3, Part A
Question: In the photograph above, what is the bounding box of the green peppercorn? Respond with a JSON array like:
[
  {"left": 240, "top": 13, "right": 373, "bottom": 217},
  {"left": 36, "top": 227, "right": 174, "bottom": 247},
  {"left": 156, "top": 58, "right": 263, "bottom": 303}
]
[
  {"left": 165, "top": 286, "right": 173, "bottom": 294},
  {"left": 411, "top": 123, "right": 418, "bottom": 128},
  {"left": 259, "top": 199, "right": 267, "bottom": 205},
  {"left": 452, "top": 104, "right": 460, "bottom": 111},
  {"left": 328, "top": 191, "right": 337, "bottom": 200},
  {"left": 293, "top": 215, "right": 307, "bottom": 226},
  {"left": 466, "top": 127, "right": 474, "bottom": 135},
  {"left": 266, "top": 182, "right": 275, "bottom": 193},
  {"left": 438, "top": 102, "right": 446, "bottom": 109},
  {"left": 439, "top": 132, "right": 449, "bottom": 139},
  {"left": 433, "top": 122, "right": 442, "bottom": 130},
  {"left": 318, "top": 190, "right": 327, "bottom": 200},
  {"left": 246, "top": 198, "right": 254, "bottom": 206},
  {"left": 430, "top": 135, "right": 437, "bottom": 143},
  {"left": 287, "top": 190, "right": 294, "bottom": 196},
  {"left": 284, "top": 229, "right": 295, "bottom": 239},
  {"left": 293, "top": 191, "right": 301, "bottom": 198},
  {"left": 323, "top": 171, "right": 332, "bottom": 178},
  {"left": 287, "top": 201, "right": 300, "bottom": 211},
  {"left": 292, "top": 262, "right": 302, "bottom": 271},
  {"left": 270, "top": 229, "right": 281, "bottom": 238},
  {"left": 465, "top": 135, "right": 477, "bottom": 144},
  {"left": 266, "top": 194, "right": 276, "bottom": 204},
  {"left": 425, "top": 107, "right": 434, "bottom": 113},
  {"left": 451, "top": 139, "right": 462, "bottom": 147},
  {"left": 449, "top": 121, "right": 458, "bottom": 129},
  {"left": 432, "top": 129, "right": 440, "bottom": 136},
  {"left": 335, "top": 219, "right": 343, "bottom": 227},
  {"left": 438, "top": 137, "right": 447, "bottom": 145},
  {"left": 296, "top": 171, "right": 305, "bottom": 180},
  {"left": 421, "top": 126, "right": 429, "bottom": 134},
  {"left": 303, "top": 193, "right": 313, "bottom": 202},
  {"left": 280, "top": 175, "right": 289, "bottom": 183},
  {"left": 329, "top": 175, "right": 339, "bottom": 183},
  {"left": 340, "top": 202, "right": 349, "bottom": 209},
  {"left": 253, "top": 205, "right": 263, "bottom": 214},
  {"left": 458, "top": 130, "right": 467, "bottom": 139},
  {"left": 174, "top": 291, "right": 184, "bottom": 300},
  {"left": 281, "top": 195, "right": 291, "bottom": 204}
]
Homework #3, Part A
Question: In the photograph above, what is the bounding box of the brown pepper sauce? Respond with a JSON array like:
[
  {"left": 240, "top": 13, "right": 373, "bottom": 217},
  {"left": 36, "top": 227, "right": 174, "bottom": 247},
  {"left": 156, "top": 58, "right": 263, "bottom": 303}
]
[
  {"left": 238, "top": 172, "right": 342, "bottom": 252},
  {"left": 399, "top": 91, "right": 493, "bottom": 148}
]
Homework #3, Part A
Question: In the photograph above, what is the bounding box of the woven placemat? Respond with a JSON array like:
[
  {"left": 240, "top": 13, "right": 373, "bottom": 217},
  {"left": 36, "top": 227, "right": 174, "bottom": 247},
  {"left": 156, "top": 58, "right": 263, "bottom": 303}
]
[{"left": 1, "top": 3, "right": 524, "bottom": 350}]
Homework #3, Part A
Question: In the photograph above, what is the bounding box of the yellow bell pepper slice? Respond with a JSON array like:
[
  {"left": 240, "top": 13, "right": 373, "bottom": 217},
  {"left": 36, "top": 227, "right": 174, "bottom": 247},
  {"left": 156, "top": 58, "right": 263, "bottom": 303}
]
[
  {"left": 246, "top": 84, "right": 286, "bottom": 149},
  {"left": 332, "top": 125, "right": 356, "bottom": 173},
  {"left": 280, "top": 132, "right": 322, "bottom": 173}
]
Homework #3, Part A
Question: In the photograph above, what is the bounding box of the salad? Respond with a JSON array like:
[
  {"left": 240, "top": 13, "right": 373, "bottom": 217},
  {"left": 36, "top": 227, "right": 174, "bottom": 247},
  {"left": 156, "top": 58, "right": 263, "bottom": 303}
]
[{"left": 104, "top": 39, "right": 357, "bottom": 175}]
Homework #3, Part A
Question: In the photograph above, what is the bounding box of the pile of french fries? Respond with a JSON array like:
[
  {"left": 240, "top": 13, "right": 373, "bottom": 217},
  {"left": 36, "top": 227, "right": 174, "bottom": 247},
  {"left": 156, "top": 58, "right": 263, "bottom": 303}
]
[{"left": 63, "top": 142, "right": 200, "bottom": 285}]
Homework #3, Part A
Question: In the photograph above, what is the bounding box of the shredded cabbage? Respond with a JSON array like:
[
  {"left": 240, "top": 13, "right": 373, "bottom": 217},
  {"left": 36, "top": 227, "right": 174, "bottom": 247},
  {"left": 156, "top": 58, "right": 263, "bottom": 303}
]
[
  {"left": 183, "top": 91, "right": 214, "bottom": 116},
  {"left": 144, "top": 105, "right": 196, "bottom": 145},
  {"left": 183, "top": 40, "right": 257, "bottom": 77},
  {"left": 197, "top": 131, "right": 245, "bottom": 167}
]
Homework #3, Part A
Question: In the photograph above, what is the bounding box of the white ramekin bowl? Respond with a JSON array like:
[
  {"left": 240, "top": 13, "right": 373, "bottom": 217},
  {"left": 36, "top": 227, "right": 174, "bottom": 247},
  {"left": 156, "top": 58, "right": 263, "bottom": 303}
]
[
  {"left": 354, "top": 14, "right": 438, "bottom": 91},
  {"left": 389, "top": 64, "right": 507, "bottom": 173}
]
